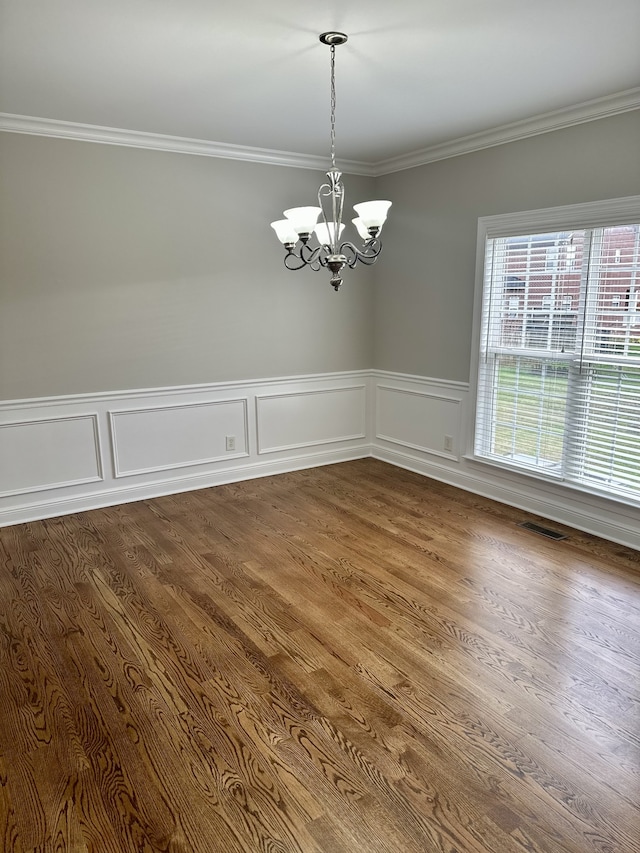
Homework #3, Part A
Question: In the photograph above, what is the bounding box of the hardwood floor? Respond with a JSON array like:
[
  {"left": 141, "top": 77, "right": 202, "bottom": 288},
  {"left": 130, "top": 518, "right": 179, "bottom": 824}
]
[{"left": 0, "top": 459, "right": 639, "bottom": 852}]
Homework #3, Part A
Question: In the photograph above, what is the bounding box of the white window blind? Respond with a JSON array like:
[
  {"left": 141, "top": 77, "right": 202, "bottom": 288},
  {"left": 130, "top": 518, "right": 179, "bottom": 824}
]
[{"left": 474, "top": 199, "right": 640, "bottom": 505}]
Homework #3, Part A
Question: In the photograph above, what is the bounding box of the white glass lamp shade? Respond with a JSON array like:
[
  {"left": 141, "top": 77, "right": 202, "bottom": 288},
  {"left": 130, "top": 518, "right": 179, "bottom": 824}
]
[
  {"left": 271, "top": 219, "right": 299, "bottom": 245},
  {"left": 314, "top": 221, "right": 345, "bottom": 246},
  {"left": 352, "top": 200, "right": 392, "bottom": 230},
  {"left": 352, "top": 217, "right": 370, "bottom": 241},
  {"left": 283, "top": 206, "right": 322, "bottom": 235}
]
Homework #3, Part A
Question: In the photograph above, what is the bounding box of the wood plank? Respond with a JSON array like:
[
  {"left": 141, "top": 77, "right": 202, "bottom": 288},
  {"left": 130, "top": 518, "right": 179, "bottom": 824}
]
[{"left": 0, "top": 459, "right": 638, "bottom": 852}]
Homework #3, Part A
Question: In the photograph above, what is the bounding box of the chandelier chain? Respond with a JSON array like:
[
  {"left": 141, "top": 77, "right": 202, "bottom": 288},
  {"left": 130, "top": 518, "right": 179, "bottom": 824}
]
[{"left": 330, "top": 43, "right": 337, "bottom": 170}]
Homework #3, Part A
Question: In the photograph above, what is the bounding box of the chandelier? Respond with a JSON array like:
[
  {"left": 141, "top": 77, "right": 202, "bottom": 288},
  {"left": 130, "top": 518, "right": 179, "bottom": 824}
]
[{"left": 271, "top": 32, "right": 391, "bottom": 291}]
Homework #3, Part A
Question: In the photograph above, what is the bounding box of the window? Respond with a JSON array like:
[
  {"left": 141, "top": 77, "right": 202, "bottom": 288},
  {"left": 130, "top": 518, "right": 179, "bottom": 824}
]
[
  {"left": 473, "top": 197, "right": 640, "bottom": 505},
  {"left": 506, "top": 296, "right": 520, "bottom": 318}
]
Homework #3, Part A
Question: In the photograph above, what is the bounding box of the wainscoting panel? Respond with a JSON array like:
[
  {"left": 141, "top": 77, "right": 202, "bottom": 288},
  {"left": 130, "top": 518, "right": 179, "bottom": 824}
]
[
  {"left": 110, "top": 398, "right": 249, "bottom": 477},
  {"left": 0, "top": 372, "right": 370, "bottom": 526},
  {"left": 376, "top": 384, "right": 461, "bottom": 460},
  {"left": 256, "top": 385, "right": 367, "bottom": 454},
  {"left": 0, "top": 414, "right": 102, "bottom": 497}
]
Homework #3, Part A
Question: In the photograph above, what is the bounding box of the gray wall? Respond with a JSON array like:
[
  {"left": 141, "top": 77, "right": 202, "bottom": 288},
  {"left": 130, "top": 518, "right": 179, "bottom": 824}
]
[
  {"left": 373, "top": 110, "right": 640, "bottom": 382},
  {"left": 2, "top": 112, "right": 638, "bottom": 400},
  {"left": 0, "top": 134, "right": 376, "bottom": 399}
]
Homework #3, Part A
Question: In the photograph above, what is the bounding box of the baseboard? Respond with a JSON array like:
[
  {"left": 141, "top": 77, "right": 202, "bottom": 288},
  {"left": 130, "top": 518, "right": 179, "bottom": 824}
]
[
  {"left": 371, "top": 445, "right": 640, "bottom": 552},
  {"left": 0, "top": 445, "right": 369, "bottom": 527}
]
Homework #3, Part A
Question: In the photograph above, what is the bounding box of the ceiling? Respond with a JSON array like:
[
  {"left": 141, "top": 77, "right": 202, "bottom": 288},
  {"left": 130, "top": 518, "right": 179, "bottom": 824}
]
[{"left": 1, "top": 0, "right": 639, "bottom": 168}]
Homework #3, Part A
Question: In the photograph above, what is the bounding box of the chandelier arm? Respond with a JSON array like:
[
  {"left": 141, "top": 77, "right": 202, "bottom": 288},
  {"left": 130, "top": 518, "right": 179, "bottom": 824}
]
[
  {"left": 357, "top": 238, "right": 383, "bottom": 264},
  {"left": 338, "top": 239, "right": 383, "bottom": 267},
  {"left": 355, "top": 253, "right": 380, "bottom": 266},
  {"left": 300, "top": 242, "right": 324, "bottom": 266},
  {"left": 283, "top": 243, "right": 324, "bottom": 271},
  {"left": 338, "top": 242, "right": 360, "bottom": 268},
  {"left": 283, "top": 252, "right": 309, "bottom": 271}
]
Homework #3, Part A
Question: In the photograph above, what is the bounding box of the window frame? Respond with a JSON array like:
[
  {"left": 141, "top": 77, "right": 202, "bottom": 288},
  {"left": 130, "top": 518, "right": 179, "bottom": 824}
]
[{"left": 468, "top": 195, "right": 640, "bottom": 508}]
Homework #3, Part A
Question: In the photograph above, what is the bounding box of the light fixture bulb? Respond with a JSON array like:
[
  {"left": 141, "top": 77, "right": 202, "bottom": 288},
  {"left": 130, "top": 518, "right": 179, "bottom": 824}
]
[
  {"left": 352, "top": 218, "right": 370, "bottom": 241},
  {"left": 283, "top": 206, "right": 322, "bottom": 236},
  {"left": 271, "top": 219, "right": 298, "bottom": 245},
  {"left": 352, "top": 200, "right": 392, "bottom": 230},
  {"left": 315, "top": 221, "right": 345, "bottom": 246}
]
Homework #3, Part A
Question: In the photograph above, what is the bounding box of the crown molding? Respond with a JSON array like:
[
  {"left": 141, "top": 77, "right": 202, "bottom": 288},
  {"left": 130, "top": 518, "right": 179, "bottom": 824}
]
[
  {"left": 1, "top": 87, "right": 638, "bottom": 178},
  {"left": 371, "top": 88, "right": 640, "bottom": 176},
  {"left": 0, "top": 113, "right": 376, "bottom": 176}
]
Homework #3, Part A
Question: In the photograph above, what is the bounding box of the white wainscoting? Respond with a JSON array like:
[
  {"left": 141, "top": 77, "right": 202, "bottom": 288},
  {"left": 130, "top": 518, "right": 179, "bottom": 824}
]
[
  {"left": 256, "top": 386, "right": 366, "bottom": 454},
  {"left": 0, "top": 372, "right": 371, "bottom": 527},
  {"left": 376, "top": 384, "right": 461, "bottom": 461},
  {"left": 0, "top": 413, "right": 103, "bottom": 498},
  {"left": 371, "top": 370, "right": 640, "bottom": 552},
  {"left": 110, "top": 398, "right": 249, "bottom": 477},
  {"left": 1, "top": 369, "right": 638, "bottom": 551}
]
